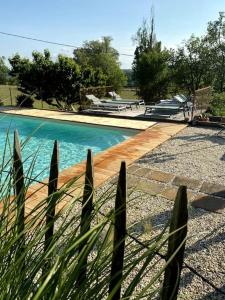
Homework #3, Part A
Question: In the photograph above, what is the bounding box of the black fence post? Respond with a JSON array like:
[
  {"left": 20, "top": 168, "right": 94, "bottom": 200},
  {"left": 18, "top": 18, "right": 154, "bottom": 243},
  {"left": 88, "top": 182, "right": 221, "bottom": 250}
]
[
  {"left": 76, "top": 149, "right": 94, "bottom": 287},
  {"left": 44, "top": 140, "right": 59, "bottom": 272},
  {"left": 161, "top": 185, "right": 188, "bottom": 300},
  {"left": 13, "top": 130, "right": 26, "bottom": 276},
  {"left": 109, "top": 161, "right": 127, "bottom": 300}
]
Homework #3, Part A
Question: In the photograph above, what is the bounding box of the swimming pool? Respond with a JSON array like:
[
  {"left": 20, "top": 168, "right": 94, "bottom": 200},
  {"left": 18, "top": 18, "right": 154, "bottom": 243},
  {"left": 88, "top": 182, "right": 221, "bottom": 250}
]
[{"left": 0, "top": 114, "right": 137, "bottom": 181}]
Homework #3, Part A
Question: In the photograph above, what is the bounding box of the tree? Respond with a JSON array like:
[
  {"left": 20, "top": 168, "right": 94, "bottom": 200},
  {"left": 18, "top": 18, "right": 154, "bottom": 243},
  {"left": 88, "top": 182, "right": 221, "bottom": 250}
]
[
  {"left": 171, "top": 36, "right": 212, "bottom": 94},
  {"left": 123, "top": 69, "right": 135, "bottom": 87},
  {"left": 9, "top": 50, "right": 82, "bottom": 109},
  {"left": 132, "top": 14, "right": 171, "bottom": 102},
  {"left": 74, "top": 36, "right": 127, "bottom": 90},
  {"left": 0, "top": 56, "right": 9, "bottom": 84},
  {"left": 50, "top": 54, "right": 82, "bottom": 108},
  {"left": 134, "top": 47, "right": 171, "bottom": 101},
  {"left": 171, "top": 13, "right": 225, "bottom": 95},
  {"left": 74, "top": 36, "right": 119, "bottom": 66},
  {"left": 206, "top": 12, "right": 225, "bottom": 92}
]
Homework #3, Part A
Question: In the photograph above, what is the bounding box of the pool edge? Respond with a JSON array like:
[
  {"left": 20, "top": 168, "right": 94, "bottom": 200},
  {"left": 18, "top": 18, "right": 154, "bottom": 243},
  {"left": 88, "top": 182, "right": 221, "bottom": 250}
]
[{"left": 0, "top": 108, "right": 155, "bottom": 131}]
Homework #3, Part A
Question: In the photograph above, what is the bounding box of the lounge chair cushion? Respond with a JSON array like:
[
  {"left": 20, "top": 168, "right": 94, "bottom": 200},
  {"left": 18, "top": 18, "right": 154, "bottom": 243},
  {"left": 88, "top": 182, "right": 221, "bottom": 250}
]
[
  {"left": 85, "top": 94, "right": 127, "bottom": 110},
  {"left": 108, "top": 91, "right": 121, "bottom": 100},
  {"left": 86, "top": 94, "right": 100, "bottom": 102},
  {"left": 174, "top": 95, "right": 186, "bottom": 103}
]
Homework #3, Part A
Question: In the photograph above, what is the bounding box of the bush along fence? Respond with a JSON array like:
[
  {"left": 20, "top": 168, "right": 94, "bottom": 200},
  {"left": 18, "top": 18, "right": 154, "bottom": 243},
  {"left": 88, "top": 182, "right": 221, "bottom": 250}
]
[{"left": 2, "top": 130, "right": 189, "bottom": 299}]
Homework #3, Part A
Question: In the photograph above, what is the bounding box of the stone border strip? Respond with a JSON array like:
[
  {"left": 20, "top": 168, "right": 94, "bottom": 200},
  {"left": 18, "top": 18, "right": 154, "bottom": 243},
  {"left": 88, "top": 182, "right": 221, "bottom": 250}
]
[
  {"left": 0, "top": 107, "right": 156, "bottom": 130},
  {"left": 127, "top": 164, "right": 225, "bottom": 214}
]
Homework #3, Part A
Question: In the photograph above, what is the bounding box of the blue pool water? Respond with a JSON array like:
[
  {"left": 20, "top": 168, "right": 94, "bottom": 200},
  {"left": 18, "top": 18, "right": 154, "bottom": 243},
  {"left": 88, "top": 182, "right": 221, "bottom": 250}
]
[{"left": 0, "top": 114, "right": 137, "bottom": 181}]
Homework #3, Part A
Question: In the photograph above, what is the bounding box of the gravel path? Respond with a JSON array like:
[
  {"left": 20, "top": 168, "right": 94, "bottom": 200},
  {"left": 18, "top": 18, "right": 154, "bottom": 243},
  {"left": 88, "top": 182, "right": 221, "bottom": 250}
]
[
  {"left": 135, "top": 125, "right": 225, "bottom": 298},
  {"left": 96, "top": 125, "right": 225, "bottom": 299},
  {"left": 138, "top": 125, "right": 225, "bottom": 185}
]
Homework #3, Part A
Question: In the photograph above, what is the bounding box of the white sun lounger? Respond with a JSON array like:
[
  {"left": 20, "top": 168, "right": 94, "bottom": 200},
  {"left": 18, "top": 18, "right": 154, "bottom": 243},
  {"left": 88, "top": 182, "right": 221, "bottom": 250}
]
[
  {"left": 144, "top": 103, "right": 185, "bottom": 117},
  {"left": 160, "top": 95, "right": 193, "bottom": 112},
  {"left": 108, "top": 91, "right": 145, "bottom": 106},
  {"left": 108, "top": 91, "right": 121, "bottom": 99},
  {"left": 160, "top": 95, "right": 187, "bottom": 105},
  {"left": 102, "top": 98, "right": 141, "bottom": 109},
  {"left": 145, "top": 104, "right": 181, "bottom": 112},
  {"left": 85, "top": 95, "right": 127, "bottom": 111}
]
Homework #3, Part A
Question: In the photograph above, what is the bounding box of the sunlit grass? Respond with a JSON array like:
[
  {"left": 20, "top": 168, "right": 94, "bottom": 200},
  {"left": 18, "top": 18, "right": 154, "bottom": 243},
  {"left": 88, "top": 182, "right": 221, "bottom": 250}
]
[
  {"left": 120, "top": 88, "right": 139, "bottom": 100},
  {"left": 0, "top": 85, "right": 57, "bottom": 110}
]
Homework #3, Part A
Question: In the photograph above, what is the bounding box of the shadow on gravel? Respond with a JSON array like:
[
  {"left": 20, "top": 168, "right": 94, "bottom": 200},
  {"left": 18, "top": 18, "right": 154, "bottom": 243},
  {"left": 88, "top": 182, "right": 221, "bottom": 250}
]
[
  {"left": 139, "top": 144, "right": 225, "bottom": 165},
  {"left": 180, "top": 270, "right": 225, "bottom": 300},
  {"left": 127, "top": 193, "right": 225, "bottom": 298},
  {"left": 127, "top": 199, "right": 210, "bottom": 234},
  {"left": 128, "top": 200, "right": 219, "bottom": 236},
  {"left": 128, "top": 209, "right": 172, "bottom": 235},
  {"left": 185, "top": 223, "right": 225, "bottom": 256},
  {"left": 138, "top": 151, "right": 177, "bottom": 164},
  {"left": 198, "top": 284, "right": 225, "bottom": 300},
  {"left": 172, "top": 130, "right": 225, "bottom": 145},
  {"left": 138, "top": 130, "right": 225, "bottom": 164},
  {"left": 179, "top": 270, "right": 195, "bottom": 294}
]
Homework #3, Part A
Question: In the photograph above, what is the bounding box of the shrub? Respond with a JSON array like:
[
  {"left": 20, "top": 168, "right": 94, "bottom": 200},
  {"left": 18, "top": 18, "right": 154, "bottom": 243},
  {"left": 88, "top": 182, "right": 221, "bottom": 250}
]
[
  {"left": 16, "top": 94, "right": 34, "bottom": 108},
  {"left": 210, "top": 92, "right": 225, "bottom": 116},
  {"left": 78, "top": 98, "right": 92, "bottom": 111},
  {"left": 80, "top": 86, "right": 108, "bottom": 99}
]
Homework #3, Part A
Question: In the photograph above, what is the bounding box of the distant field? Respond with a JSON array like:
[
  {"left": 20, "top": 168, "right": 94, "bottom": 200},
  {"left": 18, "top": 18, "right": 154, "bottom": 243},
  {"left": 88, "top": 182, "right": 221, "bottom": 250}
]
[
  {"left": 0, "top": 85, "right": 139, "bottom": 109},
  {"left": 0, "top": 85, "right": 20, "bottom": 105},
  {"left": 0, "top": 85, "right": 56, "bottom": 109},
  {"left": 120, "top": 88, "right": 139, "bottom": 100}
]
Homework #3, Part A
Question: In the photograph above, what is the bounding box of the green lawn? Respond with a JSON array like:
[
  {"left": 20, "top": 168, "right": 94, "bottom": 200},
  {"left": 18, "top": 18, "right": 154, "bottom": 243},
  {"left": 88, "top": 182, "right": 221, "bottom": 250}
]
[
  {"left": 0, "top": 85, "right": 57, "bottom": 110},
  {"left": 0, "top": 85, "right": 20, "bottom": 105},
  {"left": 119, "top": 88, "right": 139, "bottom": 100}
]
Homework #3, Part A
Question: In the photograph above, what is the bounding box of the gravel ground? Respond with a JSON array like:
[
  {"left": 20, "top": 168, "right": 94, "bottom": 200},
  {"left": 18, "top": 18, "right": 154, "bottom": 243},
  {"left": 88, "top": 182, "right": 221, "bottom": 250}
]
[
  {"left": 96, "top": 125, "right": 225, "bottom": 299},
  {"left": 136, "top": 125, "right": 225, "bottom": 298},
  {"left": 97, "top": 181, "right": 225, "bottom": 299},
  {"left": 138, "top": 125, "right": 225, "bottom": 185}
]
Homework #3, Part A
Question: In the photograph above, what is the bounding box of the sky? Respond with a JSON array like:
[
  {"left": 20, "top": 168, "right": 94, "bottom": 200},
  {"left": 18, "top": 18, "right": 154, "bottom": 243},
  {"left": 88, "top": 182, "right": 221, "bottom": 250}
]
[{"left": 0, "top": 0, "right": 225, "bottom": 68}]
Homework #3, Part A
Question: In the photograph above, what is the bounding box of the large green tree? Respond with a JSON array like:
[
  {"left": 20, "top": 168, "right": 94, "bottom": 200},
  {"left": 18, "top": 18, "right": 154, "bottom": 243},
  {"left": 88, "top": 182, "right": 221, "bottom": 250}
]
[
  {"left": 171, "top": 36, "right": 212, "bottom": 94},
  {"left": 171, "top": 13, "right": 225, "bottom": 94},
  {"left": 132, "top": 17, "right": 171, "bottom": 102},
  {"left": 206, "top": 12, "right": 225, "bottom": 92},
  {"left": 9, "top": 50, "right": 83, "bottom": 109},
  {"left": 74, "top": 36, "right": 127, "bottom": 91}
]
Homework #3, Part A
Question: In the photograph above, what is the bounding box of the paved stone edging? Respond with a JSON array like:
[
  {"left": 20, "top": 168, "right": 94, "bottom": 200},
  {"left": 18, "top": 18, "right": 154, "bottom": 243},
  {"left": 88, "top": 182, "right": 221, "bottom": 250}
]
[
  {"left": 127, "top": 164, "right": 225, "bottom": 214},
  {"left": 0, "top": 107, "right": 156, "bottom": 130}
]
